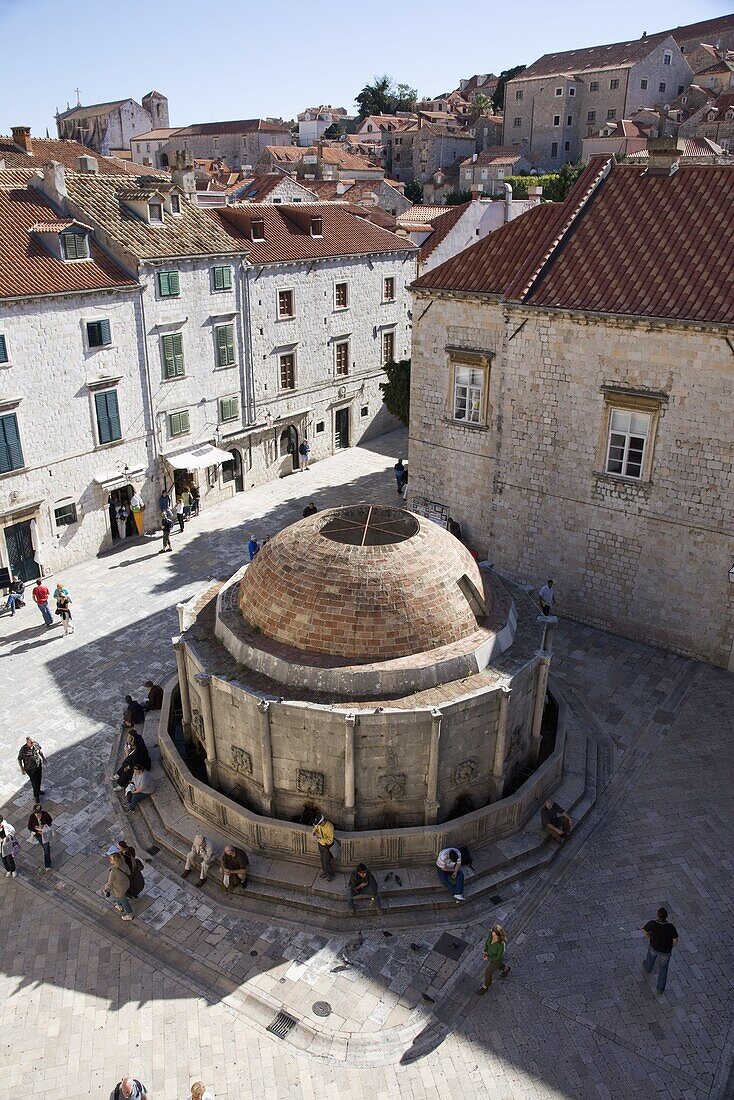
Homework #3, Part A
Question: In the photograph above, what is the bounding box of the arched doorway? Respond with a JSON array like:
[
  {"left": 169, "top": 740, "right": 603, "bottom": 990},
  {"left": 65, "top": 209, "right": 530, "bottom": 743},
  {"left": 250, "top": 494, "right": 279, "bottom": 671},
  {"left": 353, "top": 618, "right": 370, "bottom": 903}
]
[
  {"left": 279, "top": 426, "right": 299, "bottom": 470},
  {"left": 222, "top": 448, "right": 244, "bottom": 492}
]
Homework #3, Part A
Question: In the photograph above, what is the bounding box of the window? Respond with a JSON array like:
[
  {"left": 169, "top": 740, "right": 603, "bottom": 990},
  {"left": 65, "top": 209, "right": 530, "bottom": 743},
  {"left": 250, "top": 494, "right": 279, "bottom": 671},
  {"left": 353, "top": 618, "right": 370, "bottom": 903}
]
[
  {"left": 640, "top": 78, "right": 648, "bottom": 90},
  {"left": 677, "top": 85, "right": 684, "bottom": 95},
  {"left": 54, "top": 503, "right": 78, "bottom": 527},
  {"left": 170, "top": 193, "right": 181, "bottom": 214},
  {"left": 279, "top": 352, "right": 295, "bottom": 390},
  {"left": 277, "top": 289, "right": 294, "bottom": 319},
  {"left": 551, "top": 141, "right": 559, "bottom": 157},
  {"left": 334, "top": 282, "right": 348, "bottom": 309},
  {"left": 212, "top": 265, "right": 232, "bottom": 291},
  {"left": 605, "top": 409, "right": 650, "bottom": 479},
  {"left": 219, "top": 396, "right": 239, "bottom": 422},
  {"left": 148, "top": 201, "right": 163, "bottom": 223},
  {"left": 555, "top": 87, "right": 563, "bottom": 97},
  {"left": 360, "top": 405, "right": 369, "bottom": 417},
  {"left": 566, "top": 115, "right": 573, "bottom": 126},
  {"left": 515, "top": 89, "right": 523, "bottom": 100},
  {"left": 382, "top": 330, "right": 395, "bottom": 364},
  {"left": 0, "top": 412, "right": 23, "bottom": 472},
  {"left": 607, "top": 109, "right": 616, "bottom": 120},
  {"left": 610, "top": 79, "right": 619, "bottom": 90},
  {"left": 168, "top": 409, "right": 190, "bottom": 437},
  {"left": 157, "top": 270, "right": 180, "bottom": 297},
  {"left": 568, "top": 86, "right": 576, "bottom": 97},
  {"left": 659, "top": 82, "right": 666, "bottom": 93},
  {"left": 663, "top": 51, "right": 672, "bottom": 66},
  {"left": 161, "top": 332, "right": 185, "bottom": 379},
  {"left": 61, "top": 232, "right": 89, "bottom": 260},
  {"left": 310, "top": 216, "right": 322, "bottom": 237},
  {"left": 589, "top": 81, "right": 599, "bottom": 92},
  {"left": 553, "top": 115, "right": 561, "bottom": 126},
  {"left": 514, "top": 117, "right": 522, "bottom": 127},
  {"left": 94, "top": 390, "right": 121, "bottom": 445},
  {"left": 335, "top": 340, "right": 349, "bottom": 376},
  {"left": 587, "top": 110, "right": 597, "bottom": 123},
  {"left": 215, "top": 324, "right": 235, "bottom": 367},
  {"left": 251, "top": 218, "right": 265, "bottom": 241},
  {"left": 383, "top": 276, "right": 395, "bottom": 301},
  {"left": 316, "top": 420, "right": 325, "bottom": 433},
  {"left": 86, "top": 319, "right": 112, "bottom": 348},
  {"left": 453, "top": 366, "right": 484, "bottom": 423},
  {"left": 564, "top": 141, "right": 570, "bottom": 152},
  {"left": 0, "top": 335, "right": 8, "bottom": 364}
]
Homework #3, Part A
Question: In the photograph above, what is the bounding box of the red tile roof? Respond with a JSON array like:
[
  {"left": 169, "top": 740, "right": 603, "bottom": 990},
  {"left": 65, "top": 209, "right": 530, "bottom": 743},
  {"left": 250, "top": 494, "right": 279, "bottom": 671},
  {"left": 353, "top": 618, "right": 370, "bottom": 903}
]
[
  {"left": 0, "top": 136, "right": 142, "bottom": 176},
  {"left": 0, "top": 187, "right": 137, "bottom": 300},
  {"left": 460, "top": 146, "right": 535, "bottom": 168},
  {"left": 627, "top": 137, "right": 725, "bottom": 158},
  {"left": 209, "top": 203, "right": 415, "bottom": 263},
  {"left": 175, "top": 119, "right": 291, "bottom": 136},
  {"left": 414, "top": 157, "right": 734, "bottom": 324},
  {"left": 517, "top": 33, "right": 674, "bottom": 80}
]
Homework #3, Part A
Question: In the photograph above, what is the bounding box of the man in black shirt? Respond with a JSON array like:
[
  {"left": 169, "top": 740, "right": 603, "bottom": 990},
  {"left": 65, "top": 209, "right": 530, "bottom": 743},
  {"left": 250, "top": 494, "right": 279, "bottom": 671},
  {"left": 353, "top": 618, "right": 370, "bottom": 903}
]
[
  {"left": 540, "top": 799, "right": 572, "bottom": 842},
  {"left": 643, "top": 906, "right": 679, "bottom": 994},
  {"left": 347, "top": 863, "right": 381, "bottom": 915}
]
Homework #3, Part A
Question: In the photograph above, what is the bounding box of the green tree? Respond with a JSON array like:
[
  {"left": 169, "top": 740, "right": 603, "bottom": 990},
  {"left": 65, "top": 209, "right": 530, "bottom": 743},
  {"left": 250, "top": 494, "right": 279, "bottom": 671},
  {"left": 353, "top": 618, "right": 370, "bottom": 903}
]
[
  {"left": 492, "top": 64, "right": 527, "bottom": 112},
  {"left": 356, "top": 75, "right": 418, "bottom": 118},
  {"left": 393, "top": 83, "right": 418, "bottom": 112},
  {"left": 322, "top": 122, "right": 345, "bottom": 141},
  {"left": 404, "top": 179, "right": 424, "bottom": 204},
  {"left": 380, "top": 359, "right": 411, "bottom": 426},
  {"left": 469, "top": 92, "right": 493, "bottom": 121},
  {"left": 445, "top": 189, "right": 472, "bottom": 205}
]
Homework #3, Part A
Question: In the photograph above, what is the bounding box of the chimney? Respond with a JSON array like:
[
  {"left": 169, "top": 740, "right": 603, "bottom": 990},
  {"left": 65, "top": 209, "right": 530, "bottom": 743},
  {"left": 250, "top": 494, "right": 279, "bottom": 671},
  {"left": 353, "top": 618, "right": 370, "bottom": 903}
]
[
  {"left": 38, "top": 160, "right": 68, "bottom": 204},
  {"left": 11, "top": 126, "right": 33, "bottom": 154},
  {"left": 77, "top": 154, "right": 98, "bottom": 174},
  {"left": 646, "top": 136, "right": 684, "bottom": 177},
  {"left": 170, "top": 149, "right": 198, "bottom": 205},
  {"left": 504, "top": 182, "right": 513, "bottom": 223}
]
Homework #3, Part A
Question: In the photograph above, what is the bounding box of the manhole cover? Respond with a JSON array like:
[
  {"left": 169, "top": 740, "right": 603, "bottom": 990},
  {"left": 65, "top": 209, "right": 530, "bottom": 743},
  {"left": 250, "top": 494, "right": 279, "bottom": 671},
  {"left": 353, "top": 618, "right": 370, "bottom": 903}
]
[
  {"left": 433, "top": 933, "right": 469, "bottom": 960},
  {"left": 312, "top": 1001, "right": 332, "bottom": 1017}
]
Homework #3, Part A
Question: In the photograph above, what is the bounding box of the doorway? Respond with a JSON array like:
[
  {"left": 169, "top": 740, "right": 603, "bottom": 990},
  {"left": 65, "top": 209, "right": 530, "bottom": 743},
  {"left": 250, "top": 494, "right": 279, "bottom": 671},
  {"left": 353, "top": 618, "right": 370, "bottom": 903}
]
[
  {"left": 4, "top": 520, "right": 39, "bottom": 583},
  {"left": 108, "top": 485, "right": 134, "bottom": 540},
  {"left": 222, "top": 448, "right": 244, "bottom": 492},
  {"left": 279, "top": 426, "right": 299, "bottom": 470},
  {"left": 335, "top": 406, "right": 350, "bottom": 450}
]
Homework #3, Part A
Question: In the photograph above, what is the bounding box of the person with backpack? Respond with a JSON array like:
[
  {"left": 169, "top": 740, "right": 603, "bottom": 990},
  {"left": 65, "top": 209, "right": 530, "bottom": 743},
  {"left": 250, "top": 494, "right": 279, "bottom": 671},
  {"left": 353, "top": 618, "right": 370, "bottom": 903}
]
[
  {"left": 27, "top": 803, "right": 53, "bottom": 871},
  {"left": 109, "top": 1075, "right": 148, "bottom": 1099},
  {"left": 119, "top": 840, "right": 145, "bottom": 900},
  {"left": 477, "top": 924, "right": 511, "bottom": 994},
  {"left": 298, "top": 438, "right": 311, "bottom": 469},
  {"left": 102, "top": 852, "right": 134, "bottom": 919}
]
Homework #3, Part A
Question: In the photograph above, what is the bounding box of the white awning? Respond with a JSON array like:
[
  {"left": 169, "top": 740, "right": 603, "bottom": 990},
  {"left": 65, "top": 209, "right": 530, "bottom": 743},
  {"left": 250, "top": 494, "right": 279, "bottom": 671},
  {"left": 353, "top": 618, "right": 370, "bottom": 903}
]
[
  {"left": 165, "top": 444, "right": 233, "bottom": 471},
  {"left": 94, "top": 464, "right": 147, "bottom": 490}
]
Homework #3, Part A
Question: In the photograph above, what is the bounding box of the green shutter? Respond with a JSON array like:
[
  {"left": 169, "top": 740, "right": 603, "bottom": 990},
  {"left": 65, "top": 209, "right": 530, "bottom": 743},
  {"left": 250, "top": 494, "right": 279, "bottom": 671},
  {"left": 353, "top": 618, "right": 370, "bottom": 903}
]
[
  {"left": 213, "top": 265, "right": 232, "bottom": 291},
  {"left": 63, "top": 232, "right": 87, "bottom": 260},
  {"left": 216, "top": 324, "right": 235, "bottom": 366},
  {"left": 220, "top": 397, "right": 239, "bottom": 421},
  {"left": 170, "top": 410, "right": 190, "bottom": 436},
  {"left": 94, "top": 390, "right": 121, "bottom": 445},
  {"left": 0, "top": 335, "right": 8, "bottom": 363},
  {"left": 99, "top": 318, "right": 111, "bottom": 345},
  {"left": 162, "top": 333, "right": 185, "bottom": 378},
  {"left": 158, "top": 270, "right": 180, "bottom": 297},
  {"left": 0, "top": 413, "right": 24, "bottom": 472}
]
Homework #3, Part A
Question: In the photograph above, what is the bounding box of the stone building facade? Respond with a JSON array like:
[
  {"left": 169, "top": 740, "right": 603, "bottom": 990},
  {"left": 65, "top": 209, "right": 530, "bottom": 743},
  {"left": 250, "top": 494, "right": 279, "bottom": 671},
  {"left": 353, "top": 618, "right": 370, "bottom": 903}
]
[
  {"left": 504, "top": 34, "right": 692, "bottom": 167},
  {"left": 409, "top": 152, "right": 734, "bottom": 669},
  {"left": 56, "top": 92, "right": 169, "bottom": 157},
  {"left": 163, "top": 120, "right": 292, "bottom": 172}
]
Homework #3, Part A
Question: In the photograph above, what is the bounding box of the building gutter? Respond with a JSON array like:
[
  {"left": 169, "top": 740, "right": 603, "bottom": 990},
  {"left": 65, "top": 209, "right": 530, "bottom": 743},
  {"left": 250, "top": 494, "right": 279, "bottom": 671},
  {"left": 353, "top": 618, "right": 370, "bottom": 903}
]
[{"left": 240, "top": 260, "right": 256, "bottom": 425}]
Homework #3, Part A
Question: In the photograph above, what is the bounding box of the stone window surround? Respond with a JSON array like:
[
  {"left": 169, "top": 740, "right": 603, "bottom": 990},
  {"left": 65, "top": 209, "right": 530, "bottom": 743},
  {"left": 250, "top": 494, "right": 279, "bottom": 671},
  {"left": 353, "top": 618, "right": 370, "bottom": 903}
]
[
  {"left": 595, "top": 386, "right": 667, "bottom": 485},
  {"left": 90, "top": 384, "right": 123, "bottom": 450},
  {"left": 333, "top": 336, "right": 350, "bottom": 377},
  {"left": 276, "top": 287, "right": 295, "bottom": 321},
  {"left": 333, "top": 280, "right": 349, "bottom": 311},
  {"left": 84, "top": 317, "right": 113, "bottom": 351},
  {"left": 168, "top": 407, "right": 190, "bottom": 438},
  {"left": 0, "top": 332, "right": 11, "bottom": 367},
  {"left": 278, "top": 348, "right": 297, "bottom": 391},
  {"left": 446, "top": 347, "right": 492, "bottom": 429},
  {"left": 382, "top": 276, "right": 396, "bottom": 303}
]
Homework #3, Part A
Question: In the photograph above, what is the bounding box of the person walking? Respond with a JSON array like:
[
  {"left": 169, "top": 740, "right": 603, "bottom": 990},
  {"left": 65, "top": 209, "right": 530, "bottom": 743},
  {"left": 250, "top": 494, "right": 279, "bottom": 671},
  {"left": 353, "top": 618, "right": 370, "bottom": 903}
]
[
  {"left": 5, "top": 575, "right": 25, "bottom": 615},
  {"left": 31, "top": 578, "right": 54, "bottom": 627},
  {"left": 27, "top": 803, "right": 53, "bottom": 871},
  {"left": 477, "top": 924, "right": 511, "bottom": 994},
  {"left": 312, "top": 815, "right": 336, "bottom": 882},
  {"left": 175, "top": 498, "right": 185, "bottom": 533},
  {"left": 538, "top": 579, "right": 555, "bottom": 616},
  {"left": 642, "top": 906, "right": 679, "bottom": 994},
  {"left": 182, "top": 834, "right": 215, "bottom": 887},
  {"left": 52, "top": 580, "right": 68, "bottom": 609},
  {"left": 190, "top": 483, "right": 200, "bottom": 517},
  {"left": 110, "top": 1076, "right": 148, "bottom": 1100},
  {"left": 188, "top": 1082, "right": 215, "bottom": 1100},
  {"left": 180, "top": 486, "right": 192, "bottom": 521},
  {"left": 298, "top": 438, "right": 311, "bottom": 469},
  {"left": 0, "top": 816, "right": 18, "bottom": 877},
  {"left": 118, "top": 841, "right": 145, "bottom": 900},
  {"left": 160, "top": 509, "right": 174, "bottom": 553},
  {"left": 393, "top": 458, "right": 407, "bottom": 494},
  {"left": 56, "top": 589, "right": 74, "bottom": 635},
  {"left": 436, "top": 847, "right": 465, "bottom": 902},
  {"left": 18, "top": 736, "right": 46, "bottom": 801},
  {"left": 102, "top": 852, "right": 134, "bottom": 919}
]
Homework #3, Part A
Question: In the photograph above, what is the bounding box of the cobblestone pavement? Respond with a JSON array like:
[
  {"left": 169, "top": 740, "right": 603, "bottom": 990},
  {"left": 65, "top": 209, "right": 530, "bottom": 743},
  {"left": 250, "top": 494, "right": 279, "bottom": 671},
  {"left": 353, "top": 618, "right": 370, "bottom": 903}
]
[{"left": 0, "top": 429, "right": 732, "bottom": 1099}]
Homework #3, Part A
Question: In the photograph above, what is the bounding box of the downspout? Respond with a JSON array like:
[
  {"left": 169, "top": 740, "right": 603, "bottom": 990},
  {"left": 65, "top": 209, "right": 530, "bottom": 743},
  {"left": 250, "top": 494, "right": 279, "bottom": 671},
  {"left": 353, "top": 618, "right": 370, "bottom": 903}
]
[
  {"left": 240, "top": 260, "right": 256, "bottom": 425},
  {"left": 136, "top": 279, "right": 160, "bottom": 492}
]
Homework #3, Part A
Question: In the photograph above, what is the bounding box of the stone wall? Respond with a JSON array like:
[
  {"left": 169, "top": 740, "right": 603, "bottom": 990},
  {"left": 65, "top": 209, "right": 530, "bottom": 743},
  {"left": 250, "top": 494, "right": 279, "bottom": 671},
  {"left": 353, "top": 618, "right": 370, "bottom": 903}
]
[{"left": 409, "top": 292, "right": 734, "bottom": 667}]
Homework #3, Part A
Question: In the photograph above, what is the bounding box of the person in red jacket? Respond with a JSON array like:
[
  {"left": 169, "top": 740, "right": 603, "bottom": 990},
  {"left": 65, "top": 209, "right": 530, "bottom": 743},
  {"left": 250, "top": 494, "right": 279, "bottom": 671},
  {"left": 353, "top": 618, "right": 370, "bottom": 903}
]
[{"left": 31, "top": 578, "right": 54, "bottom": 627}]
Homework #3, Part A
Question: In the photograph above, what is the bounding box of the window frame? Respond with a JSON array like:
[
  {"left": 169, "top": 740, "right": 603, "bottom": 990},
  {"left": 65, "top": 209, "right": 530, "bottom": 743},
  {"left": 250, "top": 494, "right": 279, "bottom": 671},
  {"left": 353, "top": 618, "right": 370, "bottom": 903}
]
[
  {"left": 607, "top": 109, "right": 617, "bottom": 120},
  {"left": 86, "top": 318, "right": 112, "bottom": 349},
  {"left": 157, "top": 270, "right": 180, "bottom": 297},
  {"left": 604, "top": 409, "right": 651, "bottom": 481},
  {"left": 334, "top": 281, "right": 349, "bottom": 310},
  {"left": 381, "top": 329, "right": 396, "bottom": 366},
  {"left": 168, "top": 408, "right": 190, "bottom": 438},
  {"left": 61, "top": 231, "right": 90, "bottom": 261},
  {"left": 219, "top": 396, "right": 240, "bottom": 423},
  {"left": 663, "top": 50, "right": 672, "bottom": 66},
  {"left": 609, "top": 78, "right": 620, "bottom": 90},
  {"left": 279, "top": 351, "right": 296, "bottom": 391},
  {"left": 161, "top": 331, "right": 185, "bottom": 380},
  {"left": 334, "top": 339, "right": 350, "bottom": 377},
  {"left": 448, "top": 351, "right": 490, "bottom": 426},
  {"left": 515, "top": 89, "right": 524, "bottom": 101},
  {"left": 0, "top": 411, "right": 24, "bottom": 473},
  {"left": 587, "top": 110, "right": 597, "bottom": 123},
  {"left": 597, "top": 390, "right": 664, "bottom": 484},
  {"left": 659, "top": 82, "right": 667, "bottom": 93},
  {"left": 589, "top": 80, "right": 599, "bottom": 92},
  {"left": 212, "top": 265, "right": 233, "bottom": 292},
  {"left": 513, "top": 116, "right": 522, "bottom": 127},
  {"left": 555, "top": 86, "right": 563, "bottom": 97},
  {"left": 277, "top": 288, "right": 295, "bottom": 320},
  {"left": 383, "top": 276, "right": 396, "bottom": 302},
  {"left": 93, "top": 388, "right": 122, "bottom": 447},
  {"left": 53, "top": 502, "right": 78, "bottom": 528},
  {"left": 215, "top": 322, "right": 236, "bottom": 368},
  {"left": 0, "top": 334, "right": 9, "bottom": 365},
  {"left": 551, "top": 141, "right": 559, "bottom": 158},
  {"left": 148, "top": 200, "right": 164, "bottom": 224},
  {"left": 553, "top": 114, "right": 561, "bottom": 127},
  {"left": 640, "top": 78, "right": 648, "bottom": 90}
]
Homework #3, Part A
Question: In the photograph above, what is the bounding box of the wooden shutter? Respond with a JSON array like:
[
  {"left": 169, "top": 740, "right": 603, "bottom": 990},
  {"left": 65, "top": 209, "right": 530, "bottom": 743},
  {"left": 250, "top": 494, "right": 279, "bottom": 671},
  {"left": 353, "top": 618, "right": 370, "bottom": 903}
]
[
  {"left": 0, "top": 334, "right": 8, "bottom": 362},
  {"left": 0, "top": 413, "right": 23, "bottom": 473},
  {"left": 213, "top": 266, "right": 232, "bottom": 291},
  {"left": 99, "top": 319, "right": 111, "bottom": 345},
  {"left": 95, "top": 390, "right": 121, "bottom": 445},
  {"left": 162, "top": 333, "right": 184, "bottom": 378},
  {"left": 217, "top": 325, "right": 235, "bottom": 366},
  {"left": 220, "top": 397, "right": 239, "bottom": 421},
  {"left": 158, "top": 271, "right": 180, "bottom": 296}
]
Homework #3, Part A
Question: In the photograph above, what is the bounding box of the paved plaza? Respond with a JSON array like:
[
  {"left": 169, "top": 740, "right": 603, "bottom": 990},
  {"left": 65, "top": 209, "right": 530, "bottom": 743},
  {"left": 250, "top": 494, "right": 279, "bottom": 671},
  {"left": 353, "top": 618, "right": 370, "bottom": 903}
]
[{"left": 0, "top": 429, "right": 732, "bottom": 1100}]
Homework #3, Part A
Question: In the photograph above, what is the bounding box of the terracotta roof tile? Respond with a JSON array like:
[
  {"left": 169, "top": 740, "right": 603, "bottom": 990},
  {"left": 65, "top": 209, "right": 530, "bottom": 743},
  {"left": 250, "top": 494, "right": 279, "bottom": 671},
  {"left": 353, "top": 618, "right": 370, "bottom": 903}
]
[
  {"left": 0, "top": 187, "right": 137, "bottom": 300},
  {"left": 0, "top": 136, "right": 143, "bottom": 176},
  {"left": 419, "top": 202, "right": 472, "bottom": 261},
  {"left": 518, "top": 32, "right": 673, "bottom": 80},
  {"left": 175, "top": 119, "right": 291, "bottom": 136}
]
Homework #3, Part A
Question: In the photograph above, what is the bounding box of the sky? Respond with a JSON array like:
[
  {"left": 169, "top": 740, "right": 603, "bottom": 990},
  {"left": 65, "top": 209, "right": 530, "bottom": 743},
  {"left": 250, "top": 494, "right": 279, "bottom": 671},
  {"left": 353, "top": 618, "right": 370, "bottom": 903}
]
[{"left": 0, "top": 0, "right": 730, "bottom": 135}]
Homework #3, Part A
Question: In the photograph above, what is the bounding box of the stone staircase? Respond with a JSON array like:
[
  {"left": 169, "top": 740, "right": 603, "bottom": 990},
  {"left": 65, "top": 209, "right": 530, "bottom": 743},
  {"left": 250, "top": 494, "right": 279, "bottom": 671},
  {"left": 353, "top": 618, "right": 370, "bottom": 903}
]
[{"left": 118, "top": 698, "right": 604, "bottom": 930}]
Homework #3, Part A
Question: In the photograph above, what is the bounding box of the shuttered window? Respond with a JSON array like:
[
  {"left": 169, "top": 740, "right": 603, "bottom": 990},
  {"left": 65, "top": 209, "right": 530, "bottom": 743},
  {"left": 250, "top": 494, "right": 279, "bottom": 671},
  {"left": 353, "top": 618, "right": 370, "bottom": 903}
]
[
  {"left": 169, "top": 410, "right": 190, "bottom": 437},
  {"left": 219, "top": 396, "right": 239, "bottom": 422},
  {"left": 335, "top": 341, "right": 349, "bottom": 376},
  {"left": 0, "top": 335, "right": 8, "bottom": 363},
  {"left": 94, "top": 390, "right": 122, "bottom": 445},
  {"left": 157, "top": 270, "right": 180, "bottom": 297},
  {"left": 161, "top": 333, "right": 185, "bottom": 379},
  {"left": 0, "top": 413, "right": 24, "bottom": 472},
  {"left": 216, "top": 324, "right": 235, "bottom": 367},
  {"left": 212, "top": 265, "right": 232, "bottom": 291},
  {"left": 61, "top": 232, "right": 89, "bottom": 260},
  {"left": 86, "top": 319, "right": 112, "bottom": 347}
]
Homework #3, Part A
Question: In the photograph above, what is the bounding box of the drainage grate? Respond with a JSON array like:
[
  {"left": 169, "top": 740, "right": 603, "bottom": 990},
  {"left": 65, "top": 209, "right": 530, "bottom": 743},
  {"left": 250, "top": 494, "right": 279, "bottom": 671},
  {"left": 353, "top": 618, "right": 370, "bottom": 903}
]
[
  {"left": 266, "top": 1011, "right": 297, "bottom": 1039},
  {"left": 312, "top": 1001, "right": 332, "bottom": 1018}
]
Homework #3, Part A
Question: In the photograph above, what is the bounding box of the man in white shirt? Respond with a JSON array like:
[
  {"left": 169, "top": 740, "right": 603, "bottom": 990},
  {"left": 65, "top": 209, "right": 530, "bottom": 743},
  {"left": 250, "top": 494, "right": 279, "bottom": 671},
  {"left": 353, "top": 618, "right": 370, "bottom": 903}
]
[
  {"left": 436, "top": 847, "right": 465, "bottom": 902},
  {"left": 125, "top": 767, "right": 154, "bottom": 813},
  {"left": 539, "top": 579, "right": 555, "bottom": 616}
]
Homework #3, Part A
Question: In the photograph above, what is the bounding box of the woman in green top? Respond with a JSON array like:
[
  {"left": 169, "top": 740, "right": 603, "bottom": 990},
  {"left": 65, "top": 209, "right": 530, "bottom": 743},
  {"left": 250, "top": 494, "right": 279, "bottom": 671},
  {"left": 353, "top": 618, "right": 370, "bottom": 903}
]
[{"left": 477, "top": 924, "right": 510, "bottom": 995}]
